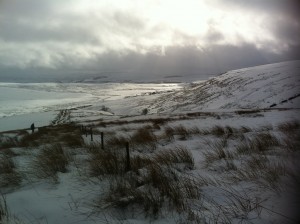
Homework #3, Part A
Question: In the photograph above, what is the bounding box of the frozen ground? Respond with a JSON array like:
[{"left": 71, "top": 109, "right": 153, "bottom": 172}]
[
  {"left": 0, "top": 60, "right": 300, "bottom": 224},
  {"left": 0, "top": 83, "right": 182, "bottom": 131}
]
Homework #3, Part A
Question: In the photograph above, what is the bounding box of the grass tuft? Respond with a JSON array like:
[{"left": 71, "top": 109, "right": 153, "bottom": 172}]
[
  {"left": 130, "top": 127, "right": 157, "bottom": 151},
  {"left": 154, "top": 146, "right": 194, "bottom": 170},
  {"left": 31, "top": 143, "right": 71, "bottom": 182},
  {"left": 88, "top": 148, "right": 125, "bottom": 177},
  {"left": 0, "top": 155, "right": 21, "bottom": 188}
]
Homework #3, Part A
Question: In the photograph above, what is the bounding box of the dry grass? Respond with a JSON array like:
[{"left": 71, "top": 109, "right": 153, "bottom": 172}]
[
  {"left": 278, "top": 121, "right": 300, "bottom": 152},
  {"left": 91, "top": 144, "right": 199, "bottom": 218},
  {"left": 232, "top": 155, "right": 287, "bottom": 191},
  {"left": 163, "top": 126, "right": 175, "bottom": 142},
  {"left": 105, "top": 135, "right": 129, "bottom": 149},
  {"left": 88, "top": 148, "right": 125, "bottom": 177},
  {"left": 210, "top": 125, "right": 226, "bottom": 137},
  {"left": 154, "top": 146, "right": 194, "bottom": 170},
  {"left": 0, "top": 194, "right": 8, "bottom": 223},
  {"left": 173, "top": 125, "right": 191, "bottom": 140},
  {"left": 0, "top": 135, "right": 18, "bottom": 149},
  {"left": 18, "top": 124, "right": 83, "bottom": 148},
  {"left": 0, "top": 155, "right": 21, "bottom": 188},
  {"left": 203, "top": 139, "right": 234, "bottom": 166},
  {"left": 130, "top": 127, "right": 157, "bottom": 151},
  {"left": 130, "top": 155, "right": 152, "bottom": 173},
  {"left": 58, "top": 133, "right": 83, "bottom": 147},
  {"left": 236, "top": 132, "right": 280, "bottom": 155},
  {"left": 251, "top": 133, "right": 280, "bottom": 152},
  {"left": 102, "top": 164, "right": 200, "bottom": 217},
  {"left": 18, "top": 132, "right": 41, "bottom": 147},
  {"left": 31, "top": 143, "right": 71, "bottom": 182},
  {"left": 277, "top": 121, "right": 299, "bottom": 133}
]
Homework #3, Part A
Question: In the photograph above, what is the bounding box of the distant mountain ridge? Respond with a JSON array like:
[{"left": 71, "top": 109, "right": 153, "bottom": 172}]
[{"left": 149, "top": 60, "right": 300, "bottom": 113}]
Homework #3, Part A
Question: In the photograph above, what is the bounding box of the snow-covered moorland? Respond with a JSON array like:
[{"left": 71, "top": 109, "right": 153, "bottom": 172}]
[{"left": 0, "top": 60, "right": 300, "bottom": 224}]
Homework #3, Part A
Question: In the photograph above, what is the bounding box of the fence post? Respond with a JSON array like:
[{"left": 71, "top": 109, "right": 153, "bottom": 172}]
[
  {"left": 125, "top": 142, "right": 131, "bottom": 172},
  {"left": 85, "top": 126, "right": 88, "bottom": 137},
  {"left": 101, "top": 132, "right": 104, "bottom": 149},
  {"left": 90, "top": 127, "right": 93, "bottom": 142}
]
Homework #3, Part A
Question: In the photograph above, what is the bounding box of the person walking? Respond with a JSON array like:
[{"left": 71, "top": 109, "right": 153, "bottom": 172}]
[{"left": 30, "top": 123, "right": 35, "bottom": 133}]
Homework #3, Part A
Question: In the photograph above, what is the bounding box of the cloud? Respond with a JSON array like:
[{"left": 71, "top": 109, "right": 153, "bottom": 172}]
[{"left": 0, "top": 0, "right": 299, "bottom": 77}]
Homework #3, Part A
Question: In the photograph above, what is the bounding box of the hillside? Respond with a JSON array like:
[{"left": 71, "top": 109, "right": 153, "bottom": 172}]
[
  {"left": 1, "top": 61, "right": 300, "bottom": 224},
  {"left": 149, "top": 60, "right": 300, "bottom": 113}
]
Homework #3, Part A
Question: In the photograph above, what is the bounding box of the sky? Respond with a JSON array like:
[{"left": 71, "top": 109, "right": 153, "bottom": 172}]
[{"left": 0, "top": 0, "right": 299, "bottom": 82}]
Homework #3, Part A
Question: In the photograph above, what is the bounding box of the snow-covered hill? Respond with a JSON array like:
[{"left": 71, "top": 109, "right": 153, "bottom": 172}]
[
  {"left": 1, "top": 61, "right": 300, "bottom": 224},
  {"left": 150, "top": 60, "right": 300, "bottom": 113}
]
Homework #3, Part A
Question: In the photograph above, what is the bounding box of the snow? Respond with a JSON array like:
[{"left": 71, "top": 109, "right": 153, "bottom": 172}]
[
  {"left": 0, "top": 83, "right": 182, "bottom": 131},
  {"left": 1, "top": 60, "right": 300, "bottom": 224}
]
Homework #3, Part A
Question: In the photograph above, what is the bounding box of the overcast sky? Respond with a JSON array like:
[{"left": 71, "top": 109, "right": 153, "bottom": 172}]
[{"left": 0, "top": 0, "right": 299, "bottom": 81}]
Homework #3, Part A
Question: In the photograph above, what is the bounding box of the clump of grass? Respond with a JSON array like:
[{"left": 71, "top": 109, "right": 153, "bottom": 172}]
[
  {"left": 163, "top": 126, "right": 175, "bottom": 142},
  {"left": 203, "top": 139, "right": 234, "bottom": 166},
  {"left": 18, "top": 132, "right": 41, "bottom": 147},
  {"left": 236, "top": 140, "right": 252, "bottom": 154},
  {"left": 220, "top": 186, "right": 264, "bottom": 221},
  {"left": 18, "top": 123, "right": 83, "bottom": 148},
  {"left": 130, "top": 155, "right": 152, "bottom": 173},
  {"left": 234, "top": 156, "right": 287, "bottom": 191},
  {"left": 173, "top": 125, "right": 191, "bottom": 140},
  {"left": 0, "top": 135, "right": 18, "bottom": 149},
  {"left": 0, "top": 148, "right": 18, "bottom": 157},
  {"left": 0, "top": 194, "right": 9, "bottom": 223},
  {"left": 130, "top": 127, "right": 157, "bottom": 151},
  {"left": 31, "top": 143, "right": 71, "bottom": 182},
  {"left": 95, "top": 145, "right": 199, "bottom": 218},
  {"left": 189, "top": 126, "right": 201, "bottom": 135},
  {"left": 277, "top": 121, "right": 300, "bottom": 152},
  {"left": 103, "top": 164, "right": 200, "bottom": 217},
  {"left": 0, "top": 155, "right": 21, "bottom": 188},
  {"left": 210, "top": 125, "right": 226, "bottom": 137},
  {"left": 224, "top": 126, "right": 237, "bottom": 138},
  {"left": 58, "top": 133, "right": 83, "bottom": 147},
  {"left": 106, "top": 135, "right": 128, "bottom": 149},
  {"left": 236, "top": 132, "right": 280, "bottom": 154},
  {"left": 88, "top": 148, "right": 125, "bottom": 177},
  {"left": 239, "top": 126, "right": 252, "bottom": 133},
  {"left": 154, "top": 146, "right": 194, "bottom": 170},
  {"left": 209, "top": 125, "right": 238, "bottom": 138},
  {"left": 225, "top": 160, "right": 238, "bottom": 171},
  {"left": 282, "top": 134, "right": 300, "bottom": 152},
  {"left": 251, "top": 132, "right": 280, "bottom": 152},
  {"left": 277, "top": 121, "right": 299, "bottom": 133}
]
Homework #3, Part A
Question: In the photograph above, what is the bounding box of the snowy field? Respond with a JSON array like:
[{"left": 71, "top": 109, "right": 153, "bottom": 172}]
[
  {"left": 0, "top": 61, "right": 300, "bottom": 224},
  {"left": 0, "top": 83, "right": 183, "bottom": 131}
]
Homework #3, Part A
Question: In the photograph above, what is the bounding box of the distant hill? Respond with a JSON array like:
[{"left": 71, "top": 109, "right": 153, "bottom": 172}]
[{"left": 150, "top": 60, "right": 300, "bottom": 113}]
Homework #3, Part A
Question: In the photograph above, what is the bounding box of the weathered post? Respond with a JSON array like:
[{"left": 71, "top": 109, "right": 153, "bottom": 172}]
[
  {"left": 101, "top": 132, "right": 104, "bottom": 149},
  {"left": 90, "top": 127, "right": 93, "bottom": 142},
  {"left": 125, "top": 142, "right": 131, "bottom": 172},
  {"left": 85, "top": 127, "right": 88, "bottom": 137}
]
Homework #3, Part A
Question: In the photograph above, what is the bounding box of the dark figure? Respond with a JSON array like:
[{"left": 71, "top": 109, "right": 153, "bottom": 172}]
[{"left": 30, "top": 123, "right": 35, "bottom": 133}]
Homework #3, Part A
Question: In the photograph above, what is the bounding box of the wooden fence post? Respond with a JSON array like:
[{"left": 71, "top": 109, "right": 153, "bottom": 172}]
[
  {"left": 125, "top": 142, "right": 131, "bottom": 172},
  {"left": 101, "top": 132, "right": 104, "bottom": 149},
  {"left": 90, "top": 127, "right": 93, "bottom": 142},
  {"left": 85, "top": 127, "right": 88, "bottom": 137}
]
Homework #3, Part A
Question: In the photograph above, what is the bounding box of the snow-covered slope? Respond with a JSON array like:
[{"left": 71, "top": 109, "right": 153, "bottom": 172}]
[{"left": 150, "top": 60, "right": 300, "bottom": 113}]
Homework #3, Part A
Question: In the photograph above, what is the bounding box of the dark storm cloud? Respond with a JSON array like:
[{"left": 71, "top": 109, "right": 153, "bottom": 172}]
[
  {"left": 0, "top": 19, "right": 101, "bottom": 44},
  {"left": 204, "top": 27, "right": 224, "bottom": 43},
  {"left": 0, "top": 41, "right": 297, "bottom": 82},
  {"left": 0, "top": 0, "right": 300, "bottom": 81}
]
